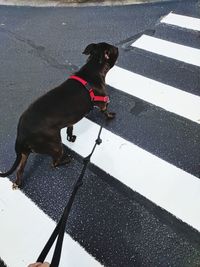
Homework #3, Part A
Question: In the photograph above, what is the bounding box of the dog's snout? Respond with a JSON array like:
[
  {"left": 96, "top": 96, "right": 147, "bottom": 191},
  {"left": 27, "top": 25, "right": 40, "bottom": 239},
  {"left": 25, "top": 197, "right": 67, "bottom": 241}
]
[{"left": 114, "top": 46, "right": 119, "bottom": 56}]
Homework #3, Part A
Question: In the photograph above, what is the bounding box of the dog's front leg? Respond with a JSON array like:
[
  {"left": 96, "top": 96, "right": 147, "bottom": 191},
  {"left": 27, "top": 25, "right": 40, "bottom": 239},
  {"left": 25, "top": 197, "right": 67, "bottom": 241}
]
[{"left": 67, "top": 126, "right": 76, "bottom": 142}]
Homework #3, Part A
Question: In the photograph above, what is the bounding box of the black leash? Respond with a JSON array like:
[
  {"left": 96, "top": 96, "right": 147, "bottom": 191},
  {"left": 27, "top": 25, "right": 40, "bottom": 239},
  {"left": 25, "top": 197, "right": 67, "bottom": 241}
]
[{"left": 37, "top": 125, "right": 103, "bottom": 267}]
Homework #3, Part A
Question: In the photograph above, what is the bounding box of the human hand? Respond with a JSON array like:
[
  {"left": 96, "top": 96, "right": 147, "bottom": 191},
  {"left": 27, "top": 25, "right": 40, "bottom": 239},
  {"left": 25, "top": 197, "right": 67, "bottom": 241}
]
[{"left": 28, "top": 262, "right": 50, "bottom": 267}]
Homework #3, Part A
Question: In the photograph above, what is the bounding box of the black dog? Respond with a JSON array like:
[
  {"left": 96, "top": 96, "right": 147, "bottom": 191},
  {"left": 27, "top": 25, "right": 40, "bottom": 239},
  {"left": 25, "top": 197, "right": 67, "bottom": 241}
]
[{"left": 0, "top": 42, "right": 119, "bottom": 188}]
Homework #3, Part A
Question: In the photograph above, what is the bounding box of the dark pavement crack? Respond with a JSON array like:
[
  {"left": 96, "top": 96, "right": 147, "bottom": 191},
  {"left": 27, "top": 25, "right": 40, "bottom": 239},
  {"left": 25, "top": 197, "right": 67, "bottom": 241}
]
[{"left": 0, "top": 27, "right": 79, "bottom": 72}]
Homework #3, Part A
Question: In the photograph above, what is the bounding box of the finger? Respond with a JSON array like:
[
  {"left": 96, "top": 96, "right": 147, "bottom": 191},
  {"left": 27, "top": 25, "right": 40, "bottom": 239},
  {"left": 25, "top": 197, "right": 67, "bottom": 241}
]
[{"left": 28, "top": 263, "right": 42, "bottom": 267}]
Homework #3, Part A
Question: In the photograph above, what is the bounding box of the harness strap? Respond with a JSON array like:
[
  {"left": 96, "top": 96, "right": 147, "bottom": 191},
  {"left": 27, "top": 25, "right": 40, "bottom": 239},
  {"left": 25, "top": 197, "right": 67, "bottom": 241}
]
[{"left": 69, "top": 75, "right": 109, "bottom": 103}]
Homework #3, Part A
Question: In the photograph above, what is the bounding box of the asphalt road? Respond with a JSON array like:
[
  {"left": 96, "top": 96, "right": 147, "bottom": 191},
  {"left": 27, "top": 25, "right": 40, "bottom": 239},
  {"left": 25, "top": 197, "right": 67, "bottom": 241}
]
[{"left": 0, "top": 0, "right": 200, "bottom": 266}]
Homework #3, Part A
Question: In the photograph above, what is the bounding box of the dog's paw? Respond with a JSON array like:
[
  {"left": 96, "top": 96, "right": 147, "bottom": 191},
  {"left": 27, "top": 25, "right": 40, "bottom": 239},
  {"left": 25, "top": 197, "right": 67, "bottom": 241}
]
[
  {"left": 106, "top": 112, "right": 116, "bottom": 119},
  {"left": 52, "top": 154, "right": 72, "bottom": 168},
  {"left": 12, "top": 183, "right": 19, "bottom": 190},
  {"left": 67, "top": 135, "right": 76, "bottom": 142}
]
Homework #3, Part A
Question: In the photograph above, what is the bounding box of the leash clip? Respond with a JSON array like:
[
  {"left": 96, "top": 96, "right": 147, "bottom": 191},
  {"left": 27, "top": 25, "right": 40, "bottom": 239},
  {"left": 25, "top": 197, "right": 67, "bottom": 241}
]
[{"left": 96, "top": 137, "right": 102, "bottom": 145}]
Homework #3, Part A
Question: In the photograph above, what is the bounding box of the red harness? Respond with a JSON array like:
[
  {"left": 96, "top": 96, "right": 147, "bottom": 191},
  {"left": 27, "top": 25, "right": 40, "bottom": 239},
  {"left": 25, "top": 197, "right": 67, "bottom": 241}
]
[{"left": 69, "top": 75, "right": 109, "bottom": 103}]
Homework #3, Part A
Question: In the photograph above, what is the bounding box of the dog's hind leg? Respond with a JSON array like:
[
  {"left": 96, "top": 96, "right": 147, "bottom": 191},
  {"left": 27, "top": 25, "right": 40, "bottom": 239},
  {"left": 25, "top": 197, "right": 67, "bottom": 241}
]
[
  {"left": 67, "top": 126, "right": 76, "bottom": 142},
  {"left": 51, "top": 145, "right": 71, "bottom": 168},
  {"left": 31, "top": 132, "right": 71, "bottom": 168},
  {"left": 13, "top": 152, "right": 30, "bottom": 189}
]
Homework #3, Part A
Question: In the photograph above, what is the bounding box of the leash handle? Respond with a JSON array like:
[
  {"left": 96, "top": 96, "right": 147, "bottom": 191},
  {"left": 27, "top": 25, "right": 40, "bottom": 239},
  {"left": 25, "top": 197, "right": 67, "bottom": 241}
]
[{"left": 37, "top": 125, "right": 103, "bottom": 267}]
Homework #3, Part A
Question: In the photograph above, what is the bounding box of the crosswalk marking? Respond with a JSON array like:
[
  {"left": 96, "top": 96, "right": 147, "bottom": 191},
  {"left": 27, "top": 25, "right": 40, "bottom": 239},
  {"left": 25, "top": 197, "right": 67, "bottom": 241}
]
[
  {"left": 131, "top": 34, "right": 200, "bottom": 67},
  {"left": 0, "top": 179, "right": 102, "bottom": 267},
  {"left": 106, "top": 66, "right": 200, "bottom": 124},
  {"left": 161, "top": 12, "right": 200, "bottom": 31},
  {"left": 61, "top": 118, "right": 200, "bottom": 232}
]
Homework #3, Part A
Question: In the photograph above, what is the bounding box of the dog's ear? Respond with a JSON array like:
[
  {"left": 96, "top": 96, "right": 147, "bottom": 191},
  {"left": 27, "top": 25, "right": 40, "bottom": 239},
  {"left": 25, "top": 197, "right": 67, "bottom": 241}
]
[{"left": 82, "top": 43, "right": 97, "bottom": 55}]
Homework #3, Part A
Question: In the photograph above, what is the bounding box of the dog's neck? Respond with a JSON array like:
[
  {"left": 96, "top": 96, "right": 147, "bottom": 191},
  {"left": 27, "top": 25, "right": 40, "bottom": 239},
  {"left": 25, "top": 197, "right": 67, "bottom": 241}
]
[
  {"left": 100, "top": 62, "right": 111, "bottom": 77},
  {"left": 79, "top": 59, "right": 111, "bottom": 79}
]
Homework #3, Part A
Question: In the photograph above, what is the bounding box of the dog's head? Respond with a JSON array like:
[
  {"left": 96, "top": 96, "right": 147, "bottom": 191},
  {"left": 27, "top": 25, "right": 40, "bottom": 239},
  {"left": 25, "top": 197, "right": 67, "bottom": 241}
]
[{"left": 83, "top": 42, "right": 119, "bottom": 68}]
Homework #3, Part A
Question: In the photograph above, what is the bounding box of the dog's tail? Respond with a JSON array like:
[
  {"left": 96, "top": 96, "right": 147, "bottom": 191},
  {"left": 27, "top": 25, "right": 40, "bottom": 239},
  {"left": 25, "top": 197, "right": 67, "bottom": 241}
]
[
  {"left": 0, "top": 153, "right": 22, "bottom": 177},
  {"left": 0, "top": 137, "right": 24, "bottom": 177}
]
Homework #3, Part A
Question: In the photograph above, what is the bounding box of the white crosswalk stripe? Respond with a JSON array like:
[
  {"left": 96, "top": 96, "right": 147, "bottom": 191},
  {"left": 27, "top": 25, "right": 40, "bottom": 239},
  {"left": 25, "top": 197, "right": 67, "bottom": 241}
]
[
  {"left": 106, "top": 66, "right": 200, "bottom": 124},
  {"left": 1, "top": 11, "right": 200, "bottom": 267},
  {"left": 161, "top": 12, "right": 200, "bottom": 31},
  {"left": 0, "top": 179, "right": 103, "bottom": 267},
  {"left": 61, "top": 118, "right": 200, "bottom": 232},
  {"left": 131, "top": 34, "right": 200, "bottom": 67}
]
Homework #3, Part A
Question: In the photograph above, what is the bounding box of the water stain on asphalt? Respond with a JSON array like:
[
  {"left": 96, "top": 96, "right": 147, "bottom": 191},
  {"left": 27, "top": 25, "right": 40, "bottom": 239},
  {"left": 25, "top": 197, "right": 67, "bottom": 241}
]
[{"left": 130, "top": 101, "right": 148, "bottom": 116}]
